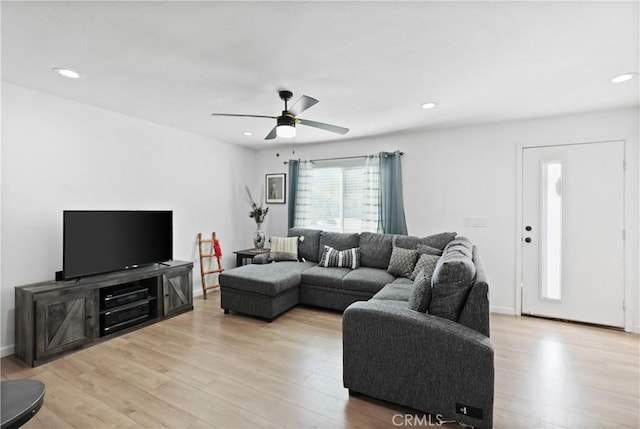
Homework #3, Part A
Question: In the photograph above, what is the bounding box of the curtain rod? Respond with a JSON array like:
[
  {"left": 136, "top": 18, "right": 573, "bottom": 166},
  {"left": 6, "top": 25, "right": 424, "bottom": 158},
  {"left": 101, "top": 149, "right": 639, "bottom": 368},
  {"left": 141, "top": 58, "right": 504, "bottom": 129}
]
[{"left": 283, "top": 151, "right": 404, "bottom": 165}]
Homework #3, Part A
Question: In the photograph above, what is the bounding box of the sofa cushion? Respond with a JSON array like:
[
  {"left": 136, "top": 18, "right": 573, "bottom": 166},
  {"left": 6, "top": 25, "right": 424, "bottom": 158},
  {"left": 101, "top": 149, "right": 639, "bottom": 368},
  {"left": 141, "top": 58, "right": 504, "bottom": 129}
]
[
  {"left": 429, "top": 250, "right": 476, "bottom": 321},
  {"left": 394, "top": 232, "right": 457, "bottom": 251},
  {"left": 387, "top": 247, "right": 418, "bottom": 278},
  {"left": 219, "top": 261, "right": 315, "bottom": 296},
  {"left": 407, "top": 269, "right": 432, "bottom": 312},
  {"left": 288, "top": 228, "right": 321, "bottom": 262},
  {"left": 409, "top": 253, "right": 440, "bottom": 280},
  {"left": 445, "top": 245, "right": 473, "bottom": 259},
  {"left": 319, "top": 245, "right": 361, "bottom": 269},
  {"left": 359, "top": 232, "right": 395, "bottom": 269},
  {"left": 301, "top": 265, "right": 351, "bottom": 289},
  {"left": 419, "top": 232, "right": 458, "bottom": 250},
  {"left": 391, "top": 277, "right": 413, "bottom": 285},
  {"left": 343, "top": 268, "right": 396, "bottom": 294},
  {"left": 372, "top": 283, "right": 413, "bottom": 301},
  {"left": 319, "top": 231, "right": 360, "bottom": 251},
  {"left": 368, "top": 298, "right": 409, "bottom": 309},
  {"left": 416, "top": 244, "right": 443, "bottom": 256},
  {"left": 269, "top": 236, "right": 299, "bottom": 262},
  {"left": 445, "top": 235, "right": 474, "bottom": 250},
  {"left": 443, "top": 236, "right": 474, "bottom": 258},
  {"left": 392, "top": 235, "right": 419, "bottom": 250}
]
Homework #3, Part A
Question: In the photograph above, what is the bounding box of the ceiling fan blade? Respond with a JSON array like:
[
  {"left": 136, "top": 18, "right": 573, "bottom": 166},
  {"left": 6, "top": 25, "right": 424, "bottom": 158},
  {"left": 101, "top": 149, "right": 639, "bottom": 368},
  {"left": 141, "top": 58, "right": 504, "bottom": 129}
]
[
  {"left": 211, "top": 113, "right": 277, "bottom": 119},
  {"left": 265, "top": 126, "right": 278, "bottom": 140},
  {"left": 288, "top": 95, "right": 319, "bottom": 116},
  {"left": 298, "top": 118, "right": 349, "bottom": 135}
]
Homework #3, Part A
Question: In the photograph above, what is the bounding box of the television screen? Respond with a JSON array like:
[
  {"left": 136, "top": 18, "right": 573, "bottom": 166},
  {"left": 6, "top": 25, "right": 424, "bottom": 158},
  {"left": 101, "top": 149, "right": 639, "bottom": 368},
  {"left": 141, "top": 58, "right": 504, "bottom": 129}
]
[{"left": 63, "top": 210, "right": 173, "bottom": 279}]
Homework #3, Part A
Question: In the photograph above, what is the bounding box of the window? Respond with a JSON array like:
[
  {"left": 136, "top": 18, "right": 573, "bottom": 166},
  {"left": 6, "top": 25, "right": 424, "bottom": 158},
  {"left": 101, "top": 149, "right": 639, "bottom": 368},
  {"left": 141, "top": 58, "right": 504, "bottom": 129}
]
[
  {"left": 541, "top": 161, "right": 562, "bottom": 301},
  {"left": 294, "top": 157, "right": 380, "bottom": 233}
]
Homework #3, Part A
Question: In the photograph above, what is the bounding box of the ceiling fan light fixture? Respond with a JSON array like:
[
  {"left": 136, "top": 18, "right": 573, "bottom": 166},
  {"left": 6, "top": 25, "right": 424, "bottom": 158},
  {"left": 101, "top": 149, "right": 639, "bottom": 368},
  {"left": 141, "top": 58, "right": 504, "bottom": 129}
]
[{"left": 277, "top": 115, "right": 296, "bottom": 138}]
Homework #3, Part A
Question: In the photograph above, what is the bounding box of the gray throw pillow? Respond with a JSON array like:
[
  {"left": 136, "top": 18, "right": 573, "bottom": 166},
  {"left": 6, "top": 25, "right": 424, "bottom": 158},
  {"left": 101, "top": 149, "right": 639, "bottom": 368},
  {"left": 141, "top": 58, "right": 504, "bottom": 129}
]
[
  {"left": 408, "top": 269, "right": 432, "bottom": 312},
  {"left": 417, "top": 232, "right": 457, "bottom": 250},
  {"left": 409, "top": 253, "right": 440, "bottom": 280},
  {"left": 429, "top": 252, "right": 476, "bottom": 321},
  {"left": 387, "top": 247, "right": 419, "bottom": 278},
  {"left": 416, "top": 244, "right": 443, "bottom": 256},
  {"left": 393, "top": 232, "right": 457, "bottom": 251}
]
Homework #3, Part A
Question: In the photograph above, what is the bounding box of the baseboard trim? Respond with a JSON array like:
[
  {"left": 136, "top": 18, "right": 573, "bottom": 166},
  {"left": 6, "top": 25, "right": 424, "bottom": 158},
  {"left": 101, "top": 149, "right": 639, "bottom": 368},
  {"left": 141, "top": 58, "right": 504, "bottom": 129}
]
[
  {"left": 490, "top": 306, "right": 516, "bottom": 315},
  {"left": 631, "top": 324, "right": 640, "bottom": 334},
  {"left": 1, "top": 344, "right": 15, "bottom": 358}
]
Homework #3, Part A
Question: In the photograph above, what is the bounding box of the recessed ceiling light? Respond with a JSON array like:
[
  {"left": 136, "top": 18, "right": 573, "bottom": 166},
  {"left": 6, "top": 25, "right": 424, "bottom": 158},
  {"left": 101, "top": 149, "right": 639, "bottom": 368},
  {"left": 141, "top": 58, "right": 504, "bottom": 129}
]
[
  {"left": 420, "top": 102, "right": 438, "bottom": 110},
  {"left": 52, "top": 68, "right": 80, "bottom": 79},
  {"left": 242, "top": 131, "right": 253, "bottom": 136},
  {"left": 611, "top": 73, "right": 635, "bottom": 83}
]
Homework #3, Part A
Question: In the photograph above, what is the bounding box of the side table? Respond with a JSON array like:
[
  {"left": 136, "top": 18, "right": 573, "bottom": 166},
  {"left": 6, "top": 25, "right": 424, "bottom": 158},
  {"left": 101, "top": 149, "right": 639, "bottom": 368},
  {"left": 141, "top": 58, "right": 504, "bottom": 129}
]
[
  {"left": 233, "top": 248, "right": 270, "bottom": 267},
  {"left": 1, "top": 379, "right": 45, "bottom": 429}
]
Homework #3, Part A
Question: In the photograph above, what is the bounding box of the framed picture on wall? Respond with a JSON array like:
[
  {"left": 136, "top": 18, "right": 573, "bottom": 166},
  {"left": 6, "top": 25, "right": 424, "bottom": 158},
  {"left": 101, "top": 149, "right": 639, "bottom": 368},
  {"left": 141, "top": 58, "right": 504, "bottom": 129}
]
[{"left": 265, "top": 173, "right": 286, "bottom": 204}]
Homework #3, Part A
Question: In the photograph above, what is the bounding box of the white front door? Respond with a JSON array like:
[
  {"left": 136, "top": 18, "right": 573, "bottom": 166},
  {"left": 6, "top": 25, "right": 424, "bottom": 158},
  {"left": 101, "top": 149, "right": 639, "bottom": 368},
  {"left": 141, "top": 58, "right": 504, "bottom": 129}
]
[{"left": 522, "top": 141, "right": 625, "bottom": 328}]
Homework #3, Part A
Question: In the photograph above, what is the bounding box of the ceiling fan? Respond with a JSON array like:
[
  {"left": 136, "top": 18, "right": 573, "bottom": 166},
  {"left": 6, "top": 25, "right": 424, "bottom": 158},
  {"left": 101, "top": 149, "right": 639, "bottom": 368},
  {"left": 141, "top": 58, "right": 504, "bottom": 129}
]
[{"left": 211, "top": 90, "right": 349, "bottom": 140}]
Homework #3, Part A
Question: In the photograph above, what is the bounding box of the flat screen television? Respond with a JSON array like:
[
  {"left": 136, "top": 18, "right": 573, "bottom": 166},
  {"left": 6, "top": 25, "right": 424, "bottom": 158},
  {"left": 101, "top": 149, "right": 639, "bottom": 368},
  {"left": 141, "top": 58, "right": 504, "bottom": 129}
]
[{"left": 63, "top": 210, "right": 173, "bottom": 279}]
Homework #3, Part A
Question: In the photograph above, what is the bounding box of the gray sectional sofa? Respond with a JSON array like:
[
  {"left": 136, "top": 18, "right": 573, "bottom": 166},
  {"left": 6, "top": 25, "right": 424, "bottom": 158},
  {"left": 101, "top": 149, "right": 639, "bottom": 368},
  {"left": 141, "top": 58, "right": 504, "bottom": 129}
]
[
  {"left": 218, "top": 227, "right": 494, "bottom": 428},
  {"left": 220, "top": 228, "right": 458, "bottom": 319}
]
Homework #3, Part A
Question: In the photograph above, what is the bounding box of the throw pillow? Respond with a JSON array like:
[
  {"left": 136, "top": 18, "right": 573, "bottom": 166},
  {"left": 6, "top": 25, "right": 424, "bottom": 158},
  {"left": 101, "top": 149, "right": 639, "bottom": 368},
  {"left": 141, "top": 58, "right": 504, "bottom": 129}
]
[
  {"left": 416, "top": 244, "right": 443, "bottom": 256},
  {"left": 269, "top": 236, "right": 299, "bottom": 262},
  {"left": 393, "top": 232, "right": 457, "bottom": 251},
  {"left": 417, "top": 232, "right": 457, "bottom": 250},
  {"left": 409, "top": 253, "right": 440, "bottom": 280},
  {"left": 429, "top": 252, "right": 476, "bottom": 321},
  {"left": 318, "top": 245, "right": 361, "bottom": 269},
  {"left": 408, "top": 269, "right": 432, "bottom": 312},
  {"left": 387, "top": 247, "right": 419, "bottom": 278}
]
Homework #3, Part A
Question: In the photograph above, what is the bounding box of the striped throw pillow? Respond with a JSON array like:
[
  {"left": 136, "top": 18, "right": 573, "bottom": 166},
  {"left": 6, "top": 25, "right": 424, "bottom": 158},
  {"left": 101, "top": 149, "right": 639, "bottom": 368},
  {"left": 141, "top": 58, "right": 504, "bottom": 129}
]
[
  {"left": 269, "top": 236, "right": 299, "bottom": 262},
  {"left": 318, "top": 245, "right": 361, "bottom": 269}
]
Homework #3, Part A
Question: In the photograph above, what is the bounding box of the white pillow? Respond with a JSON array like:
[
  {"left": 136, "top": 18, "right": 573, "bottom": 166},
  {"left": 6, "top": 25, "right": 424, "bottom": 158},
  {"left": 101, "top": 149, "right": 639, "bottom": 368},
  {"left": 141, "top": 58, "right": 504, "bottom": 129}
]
[{"left": 269, "top": 236, "right": 299, "bottom": 262}]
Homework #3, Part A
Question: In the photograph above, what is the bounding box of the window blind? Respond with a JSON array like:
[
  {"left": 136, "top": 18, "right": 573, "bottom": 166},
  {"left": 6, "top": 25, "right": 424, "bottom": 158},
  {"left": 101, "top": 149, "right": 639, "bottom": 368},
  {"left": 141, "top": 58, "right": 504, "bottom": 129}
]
[{"left": 294, "top": 157, "right": 380, "bottom": 233}]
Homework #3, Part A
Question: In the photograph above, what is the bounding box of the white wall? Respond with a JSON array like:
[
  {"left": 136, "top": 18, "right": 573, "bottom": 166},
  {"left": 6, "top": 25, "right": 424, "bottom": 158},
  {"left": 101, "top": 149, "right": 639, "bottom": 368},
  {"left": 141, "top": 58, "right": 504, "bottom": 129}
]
[
  {"left": 1, "top": 83, "right": 258, "bottom": 355},
  {"left": 254, "top": 108, "right": 639, "bottom": 332}
]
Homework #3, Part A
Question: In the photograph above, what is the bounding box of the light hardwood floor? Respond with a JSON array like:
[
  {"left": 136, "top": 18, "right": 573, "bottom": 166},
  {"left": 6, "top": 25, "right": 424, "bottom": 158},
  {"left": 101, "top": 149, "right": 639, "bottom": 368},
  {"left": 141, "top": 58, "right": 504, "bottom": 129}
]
[{"left": 2, "top": 292, "right": 638, "bottom": 428}]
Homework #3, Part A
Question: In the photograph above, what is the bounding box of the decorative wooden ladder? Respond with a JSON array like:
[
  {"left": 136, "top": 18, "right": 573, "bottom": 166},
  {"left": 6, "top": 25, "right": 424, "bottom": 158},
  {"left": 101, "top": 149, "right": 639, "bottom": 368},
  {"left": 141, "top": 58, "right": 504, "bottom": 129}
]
[{"left": 197, "top": 232, "right": 224, "bottom": 299}]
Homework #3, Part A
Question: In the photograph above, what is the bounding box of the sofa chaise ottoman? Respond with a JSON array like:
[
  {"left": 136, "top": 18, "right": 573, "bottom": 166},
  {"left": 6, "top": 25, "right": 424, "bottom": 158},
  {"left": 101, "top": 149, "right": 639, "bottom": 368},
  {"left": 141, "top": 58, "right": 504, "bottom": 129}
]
[{"left": 220, "top": 260, "right": 315, "bottom": 322}]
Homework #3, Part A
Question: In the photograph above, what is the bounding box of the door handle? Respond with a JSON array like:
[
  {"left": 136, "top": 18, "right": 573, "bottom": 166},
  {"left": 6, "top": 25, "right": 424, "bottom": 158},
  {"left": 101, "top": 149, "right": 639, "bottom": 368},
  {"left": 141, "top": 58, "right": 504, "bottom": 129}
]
[
  {"left": 525, "top": 237, "right": 532, "bottom": 243},
  {"left": 525, "top": 225, "right": 532, "bottom": 231}
]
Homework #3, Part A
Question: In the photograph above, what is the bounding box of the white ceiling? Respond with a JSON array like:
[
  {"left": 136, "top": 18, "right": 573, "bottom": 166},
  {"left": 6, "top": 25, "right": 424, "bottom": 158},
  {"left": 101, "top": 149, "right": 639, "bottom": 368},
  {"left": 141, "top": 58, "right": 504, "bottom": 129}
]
[{"left": 2, "top": 1, "right": 638, "bottom": 149}]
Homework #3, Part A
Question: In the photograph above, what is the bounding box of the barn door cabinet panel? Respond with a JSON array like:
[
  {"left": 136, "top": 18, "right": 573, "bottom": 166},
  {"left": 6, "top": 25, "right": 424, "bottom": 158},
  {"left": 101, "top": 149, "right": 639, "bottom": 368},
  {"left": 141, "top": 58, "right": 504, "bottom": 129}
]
[
  {"left": 35, "top": 290, "right": 98, "bottom": 363},
  {"left": 163, "top": 266, "right": 193, "bottom": 316},
  {"left": 15, "top": 261, "right": 193, "bottom": 367}
]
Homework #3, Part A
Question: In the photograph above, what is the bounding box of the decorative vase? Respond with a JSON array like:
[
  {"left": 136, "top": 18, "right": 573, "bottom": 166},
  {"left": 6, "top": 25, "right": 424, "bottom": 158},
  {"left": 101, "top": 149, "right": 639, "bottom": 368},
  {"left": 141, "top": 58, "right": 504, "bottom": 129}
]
[{"left": 253, "top": 222, "right": 266, "bottom": 249}]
